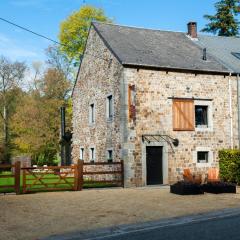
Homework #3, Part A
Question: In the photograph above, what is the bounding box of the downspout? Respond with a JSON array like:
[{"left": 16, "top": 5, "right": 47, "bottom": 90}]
[
  {"left": 228, "top": 72, "right": 233, "bottom": 149},
  {"left": 237, "top": 73, "right": 240, "bottom": 148}
]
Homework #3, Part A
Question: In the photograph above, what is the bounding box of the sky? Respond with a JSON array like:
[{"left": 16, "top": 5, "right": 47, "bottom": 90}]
[{"left": 0, "top": 0, "right": 217, "bottom": 66}]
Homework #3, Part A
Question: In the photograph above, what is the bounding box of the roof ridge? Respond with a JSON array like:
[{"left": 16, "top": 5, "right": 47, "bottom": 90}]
[
  {"left": 92, "top": 21, "right": 185, "bottom": 34},
  {"left": 198, "top": 34, "right": 240, "bottom": 39}
]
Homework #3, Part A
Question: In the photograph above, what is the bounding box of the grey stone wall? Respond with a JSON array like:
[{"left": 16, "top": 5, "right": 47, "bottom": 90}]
[
  {"left": 122, "top": 68, "right": 239, "bottom": 186},
  {"left": 72, "top": 26, "right": 123, "bottom": 164}
]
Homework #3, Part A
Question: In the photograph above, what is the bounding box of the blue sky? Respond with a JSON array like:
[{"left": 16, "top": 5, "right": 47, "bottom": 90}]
[{"left": 0, "top": 0, "right": 217, "bottom": 66}]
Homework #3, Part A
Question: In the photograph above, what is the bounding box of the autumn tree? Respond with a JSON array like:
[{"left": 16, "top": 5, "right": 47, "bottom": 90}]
[
  {"left": 202, "top": 0, "right": 240, "bottom": 36},
  {"left": 0, "top": 56, "right": 26, "bottom": 162},
  {"left": 12, "top": 68, "right": 70, "bottom": 165},
  {"left": 59, "top": 5, "right": 111, "bottom": 63}
]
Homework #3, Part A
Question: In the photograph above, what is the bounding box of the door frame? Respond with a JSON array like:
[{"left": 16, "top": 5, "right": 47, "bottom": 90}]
[{"left": 142, "top": 141, "right": 168, "bottom": 185}]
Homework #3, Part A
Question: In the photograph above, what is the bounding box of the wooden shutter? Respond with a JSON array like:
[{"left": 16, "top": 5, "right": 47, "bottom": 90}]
[
  {"left": 128, "top": 84, "right": 136, "bottom": 120},
  {"left": 173, "top": 99, "right": 194, "bottom": 131}
]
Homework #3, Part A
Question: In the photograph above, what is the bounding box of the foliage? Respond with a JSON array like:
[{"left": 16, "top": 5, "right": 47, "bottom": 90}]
[
  {"left": 219, "top": 149, "right": 240, "bottom": 183},
  {"left": 46, "top": 45, "right": 76, "bottom": 83},
  {"left": 59, "top": 5, "right": 111, "bottom": 63},
  {"left": 0, "top": 56, "right": 27, "bottom": 162},
  {"left": 202, "top": 0, "right": 240, "bottom": 36},
  {"left": 0, "top": 143, "right": 5, "bottom": 164},
  {"left": 11, "top": 68, "right": 70, "bottom": 164}
]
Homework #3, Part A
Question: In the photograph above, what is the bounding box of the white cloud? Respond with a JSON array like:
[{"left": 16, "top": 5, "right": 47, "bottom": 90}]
[{"left": 0, "top": 32, "right": 38, "bottom": 60}]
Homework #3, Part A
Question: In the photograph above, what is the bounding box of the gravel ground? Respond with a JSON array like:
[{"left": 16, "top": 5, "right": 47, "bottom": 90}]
[{"left": 1, "top": 186, "right": 240, "bottom": 240}]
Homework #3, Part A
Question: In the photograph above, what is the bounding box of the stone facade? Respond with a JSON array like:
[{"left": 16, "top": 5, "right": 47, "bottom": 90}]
[
  {"left": 72, "top": 27, "right": 239, "bottom": 187},
  {"left": 122, "top": 69, "right": 238, "bottom": 186},
  {"left": 72, "top": 27, "right": 123, "bottom": 165}
]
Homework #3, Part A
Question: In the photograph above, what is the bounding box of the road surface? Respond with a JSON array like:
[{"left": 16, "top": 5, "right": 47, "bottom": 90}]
[{"left": 43, "top": 208, "right": 240, "bottom": 240}]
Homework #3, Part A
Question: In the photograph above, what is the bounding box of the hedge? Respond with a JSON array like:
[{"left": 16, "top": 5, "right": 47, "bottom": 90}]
[{"left": 219, "top": 149, "right": 240, "bottom": 184}]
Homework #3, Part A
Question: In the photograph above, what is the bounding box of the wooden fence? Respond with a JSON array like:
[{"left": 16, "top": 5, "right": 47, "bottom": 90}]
[
  {"left": 0, "top": 160, "right": 124, "bottom": 194},
  {"left": 0, "top": 161, "right": 21, "bottom": 194}
]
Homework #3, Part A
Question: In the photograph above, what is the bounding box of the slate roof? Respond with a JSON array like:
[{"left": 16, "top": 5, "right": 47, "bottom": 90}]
[
  {"left": 196, "top": 35, "right": 240, "bottom": 74},
  {"left": 92, "top": 22, "right": 229, "bottom": 74}
]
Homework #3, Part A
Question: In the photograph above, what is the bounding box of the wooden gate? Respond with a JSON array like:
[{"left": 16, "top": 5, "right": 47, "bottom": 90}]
[
  {"left": 0, "top": 162, "right": 21, "bottom": 194},
  {"left": 22, "top": 161, "right": 83, "bottom": 193}
]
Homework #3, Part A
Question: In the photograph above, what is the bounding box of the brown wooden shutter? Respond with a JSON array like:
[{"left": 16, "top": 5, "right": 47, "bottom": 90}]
[
  {"left": 173, "top": 99, "right": 194, "bottom": 131},
  {"left": 128, "top": 84, "right": 136, "bottom": 120}
]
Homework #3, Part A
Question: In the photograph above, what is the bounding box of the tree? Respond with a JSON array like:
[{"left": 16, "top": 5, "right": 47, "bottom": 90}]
[
  {"left": 202, "top": 0, "right": 240, "bottom": 36},
  {"left": 59, "top": 5, "right": 111, "bottom": 63},
  {"left": 0, "top": 56, "right": 26, "bottom": 162},
  {"left": 46, "top": 45, "right": 75, "bottom": 81},
  {"left": 12, "top": 68, "right": 70, "bottom": 165}
]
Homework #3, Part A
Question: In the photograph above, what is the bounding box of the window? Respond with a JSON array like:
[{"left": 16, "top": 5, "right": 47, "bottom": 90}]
[
  {"left": 107, "top": 149, "right": 113, "bottom": 162},
  {"left": 106, "top": 95, "right": 113, "bottom": 119},
  {"left": 80, "top": 148, "right": 84, "bottom": 160},
  {"left": 128, "top": 84, "right": 136, "bottom": 120},
  {"left": 89, "top": 103, "right": 95, "bottom": 124},
  {"left": 173, "top": 99, "right": 212, "bottom": 131},
  {"left": 195, "top": 106, "right": 208, "bottom": 127},
  {"left": 231, "top": 52, "right": 240, "bottom": 60},
  {"left": 197, "top": 151, "right": 208, "bottom": 163},
  {"left": 172, "top": 99, "right": 194, "bottom": 131},
  {"left": 90, "top": 147, "right": 95, "bottom": 162}
]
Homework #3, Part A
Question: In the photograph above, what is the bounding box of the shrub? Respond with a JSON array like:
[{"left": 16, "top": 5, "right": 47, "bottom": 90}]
[{"left": 219, "top": 149, "right": 240, "bottom": 184}]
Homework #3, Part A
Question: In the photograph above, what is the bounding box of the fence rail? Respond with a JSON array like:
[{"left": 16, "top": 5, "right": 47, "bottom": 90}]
[
  {"left": 0, "top": 160, "right": 124, "bottom": 194},
  {"left": 0, "top": 162, "right": 20, "bottom": 194}
]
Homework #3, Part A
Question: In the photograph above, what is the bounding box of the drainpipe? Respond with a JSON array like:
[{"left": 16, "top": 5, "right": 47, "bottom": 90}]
[
  {"left": 228, "top": 73, "right": 233, "bottom": 149},
  {"left": 237, "top": 74, "right": 240, "bottom": 148}
]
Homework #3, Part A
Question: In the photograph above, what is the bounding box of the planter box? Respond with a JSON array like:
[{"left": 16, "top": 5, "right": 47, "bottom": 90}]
[
  {"left": 203, "top": 182, "right": 236, "bottom": 194},
  {"left": 170, "top": 181, "right": 204, "bottom": 195}
]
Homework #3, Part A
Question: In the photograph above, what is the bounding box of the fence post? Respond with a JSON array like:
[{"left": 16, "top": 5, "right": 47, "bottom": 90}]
[
  {"left": 74, "top": 160, "right": 83, "bottom": 191},
  {"left": 14, "top": 161, "right": 21, "bottom": 194},
  {"left": 121, "top": 160, "right": 124, "bottom": 188}
]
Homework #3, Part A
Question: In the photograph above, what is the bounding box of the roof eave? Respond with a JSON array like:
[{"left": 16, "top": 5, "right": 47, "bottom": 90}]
[{"left": 122, "top": 63, "right": 232, "bottom": 76}]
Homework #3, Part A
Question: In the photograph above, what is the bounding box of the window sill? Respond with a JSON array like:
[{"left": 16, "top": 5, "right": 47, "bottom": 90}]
[
  {"left": 106, "top": 118, "right": 113, "bottom": 123},
  {"left": 195, "top": 126, "right": 213, "bottom": 132},
  {"left": 196, "top": 162, "right": 211, "bottom": 167}
]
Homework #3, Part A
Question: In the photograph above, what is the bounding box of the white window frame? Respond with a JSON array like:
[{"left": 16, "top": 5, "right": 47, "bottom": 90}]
[
  {"left": 89, "top": 102, "right": 95, "bottom": 125},
  {"left": 106, "top": 148, "right": 113, "bottom": 162},
  {"left": 194, "top": 100, "right": 213, "bottom": 131},
  {"left": 106, "top": 94, "right": 114, "bottom": 121},
  {"left": 80, "top": 147, "right": 84, "bottom": 160},
  {"left": 89, "top": 147, "right": 95, "bottom": 162},
  {"left": 193, "top": 147, "right": 213, "bottom": 167}
]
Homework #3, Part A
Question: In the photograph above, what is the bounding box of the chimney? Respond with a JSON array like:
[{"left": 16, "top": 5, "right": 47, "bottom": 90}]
[{"left": 187, "top": 22, "right": 197, "bottom": 38}]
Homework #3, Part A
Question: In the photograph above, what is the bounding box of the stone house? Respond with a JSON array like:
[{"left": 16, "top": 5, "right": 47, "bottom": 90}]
[{"left": 72, "top": 21, "right": 240, "bottom": 187}]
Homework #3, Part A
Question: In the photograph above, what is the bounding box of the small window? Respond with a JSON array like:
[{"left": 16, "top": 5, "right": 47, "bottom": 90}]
[
  {"left": 195, "top": 105, "right": 208, "bottom": 127},
  {"left": 80, "top": 148, "right": 84, "bottom": 160},
  {"left": 231, "top": 52, "right": 240, "bottom": 60},
  {"left": 107, "top": 95, "right": 113, "bottom": 119},
  {"left": 107, "top": 150, "right": 113, "bottom": 162},
  {"left": 89, "top": 103, "right": 95, "bottom": 124},
  {"left": 90, "top": 147, "right": 95, "bottom": 162},
  {"left": 197, "top": 151, "right": 208, "bottom": 163}
]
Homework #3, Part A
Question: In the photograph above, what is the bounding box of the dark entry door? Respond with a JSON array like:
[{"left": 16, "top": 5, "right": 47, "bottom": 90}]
[{"left": 146, "top": 146, "right": 163, "bottom": 185}]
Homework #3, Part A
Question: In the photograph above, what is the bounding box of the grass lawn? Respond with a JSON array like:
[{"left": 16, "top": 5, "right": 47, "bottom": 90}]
[{"left": 0, "top": 171, "right": 119, "bottom": 193}]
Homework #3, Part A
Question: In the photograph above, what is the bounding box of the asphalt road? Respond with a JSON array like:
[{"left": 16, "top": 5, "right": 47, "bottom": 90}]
[
  {"left": 43, "top": 208, "right": 240, "bottom": 240},
  {"left": 99, "top": 214, "right": 240, "bottom": 240}
]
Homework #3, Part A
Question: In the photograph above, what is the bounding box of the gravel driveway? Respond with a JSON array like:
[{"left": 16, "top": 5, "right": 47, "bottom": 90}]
[{"left": 1, "top": 186, "right": 240, "bottom": 240}]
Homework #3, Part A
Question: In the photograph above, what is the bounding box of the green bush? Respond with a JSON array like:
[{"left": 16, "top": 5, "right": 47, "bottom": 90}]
[{"left": 219, "top": 149, "right": 240, "bottom": 184}]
